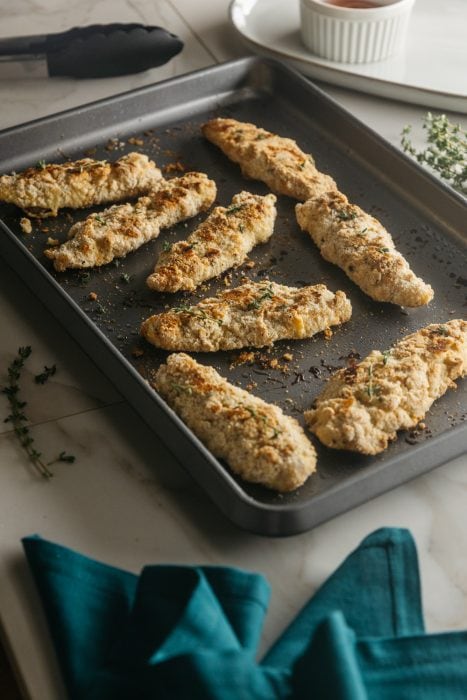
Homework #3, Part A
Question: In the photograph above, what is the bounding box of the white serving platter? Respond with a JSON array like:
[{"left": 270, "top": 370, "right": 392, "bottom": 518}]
[{"left": 230, "top": 0, "right": 467, "bottom": 112}]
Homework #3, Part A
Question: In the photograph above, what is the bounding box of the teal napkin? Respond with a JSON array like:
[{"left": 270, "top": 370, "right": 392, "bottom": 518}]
[{"left": 22, "top": 528, "right": 467, "bottom": 699}]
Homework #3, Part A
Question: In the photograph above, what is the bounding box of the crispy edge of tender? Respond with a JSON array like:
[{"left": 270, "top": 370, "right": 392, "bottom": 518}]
[
  {"left": 153, "top": 352, "right": 317, "bottom": 492},
  {"left": 145, "top": 191, "right": 277, "bottom": 292},
  {"left": 304, "top": 319, "right": 467, "bottom": 454},
  {"left": 295, "top": 191, "right": 434, "bottom": 307},
  {"left": 140, "top": 281, "right": 352, "bottom": 352},
  {"left": 201, "top": 117, "right": 337, "bottom": 200}
]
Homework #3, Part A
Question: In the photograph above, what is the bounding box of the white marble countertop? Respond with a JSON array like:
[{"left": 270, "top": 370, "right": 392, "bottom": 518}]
[{"left": 0, "top": 1, "right": 466, "bottom": 698}]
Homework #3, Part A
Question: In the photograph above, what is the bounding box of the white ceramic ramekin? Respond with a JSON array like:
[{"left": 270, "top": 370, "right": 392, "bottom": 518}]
[{"left": 300, "top": 0, "right": 416, "bottom": 64}]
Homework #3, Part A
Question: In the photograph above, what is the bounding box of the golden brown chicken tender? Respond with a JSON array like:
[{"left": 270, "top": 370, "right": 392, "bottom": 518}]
[
  {"left": 202, "top": 118, "right": 336, "bottom": 200},
  {"left": 0, "top": 152, "right": 162, "bottom": 217},
  {"left": 305, "top": 320, "right": 467, "bottom": 454},
  {"left": 296, "top": 190, "right": 433, "bottom": 307},
  {"left": 141, "top": 281, "right": 351, "bottom": 352},
  {"left": 154, "top": 353, "right": 317, "bottom": 492},
  {"left": 44, "top": 172, "right": 216, "bottom": 271}
]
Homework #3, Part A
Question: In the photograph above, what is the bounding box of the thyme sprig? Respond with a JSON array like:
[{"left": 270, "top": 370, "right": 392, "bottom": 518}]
[
  {"left": 172, "top": 304, "right": 222, "bottom": 326},
  {"left": 366, "top": 363, "right": 380, "bottom": 399},
  {"left": 226, "top": 204, "right": 246, "bottom": 215},
  {"left": 173, "top": 303, "right": 208, "bottom": 320},
  {"left": 1, "top": 347, "right": 75, "bottom": 478},
  {"left": 336, "top": 209, "right": 357, "bottom": 221},
  {"left": 244, "top": 405, "right": 281, "bottom": 439},
  {"left": 401, "top": 113, "right": 467, "bottom": 195},
  {"left": 34, "top": 364, "right": 56, "bottom": 384},
  {"left": 248, "top": 283, "right": 275, "bottom": 310}
]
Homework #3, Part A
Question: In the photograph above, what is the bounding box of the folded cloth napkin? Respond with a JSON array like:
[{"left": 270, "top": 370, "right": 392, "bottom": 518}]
[{"left": 22, "top": 528, "right": 467, "bottom": 699}]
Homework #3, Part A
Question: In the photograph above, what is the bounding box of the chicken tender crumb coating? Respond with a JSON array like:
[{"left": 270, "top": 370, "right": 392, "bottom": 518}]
[
  {"left": 202, "top": 118, "right": 337, "bottom": 201},
  {"left": 154, "top": 353, "right": 317, "bottom": 492},
  {"left": 146, "top": 191, "right": 277, "bottom": 292},
  {"left": 44, "top": 173, "right": 216, "bottom": 271},
  {"left": 296, "top": 191, "right": 433, "bottom": 307},
  {"left": 305, "top": 320, "right": 467, "bottom": 455},
  {"left": 141, "top": 281, "right": 351, "bottom": 352},
  {"left": 0, "top": 152, "right": 162, "bottom": 218}
]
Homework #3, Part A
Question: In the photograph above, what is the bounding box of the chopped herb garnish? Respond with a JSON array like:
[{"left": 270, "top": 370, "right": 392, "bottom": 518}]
[
  {"left": 245, "top": 406, "right": 257, "bottom": 418},
  {"left": 436, "top": 325, "right": 449, "bottom": 336},
  {"left": 36, "top": 160, "right": 47, "bottom": 170},
  {"left": 1, "top": 347, "right": 75, "bottom": 478},
  {"left": 173, "top": 304, "right": 209, "bottom": 321},
  {"left": 360, "top": 227, "right": 368, "bottom": 235},
  {"left": 366, "top": 363, "right": 380, "bottom": 399},
  {"left": 243, "top": 405, "right": 281, "bottom": 439},
  {"left": 379, "top": 247, "right": 391, "bottom": 253},
  {"left": 170, "top": 382, "right": 192, "bottom": 395},
  {"left": 34, "top": 364, "right": 56, "bottom": 385},
  {"left": 336, "top": 210, "right": 357, "bottom": 221},
  {"left": 299, "top": 160, "right": 307, "bottom": 169},
  {"left": 58, "top": 451, "right": 76, "bottom": 464},
  {"left": 255, "top": 133, "right": 268, "bottom": 140},
  {"left": 248, "top": 283, "right": 275, "bottom": 310},
  {"left": 226, "top": 204, "right": 246, "bottom": 215},
  {"left": 120, "top": 273, "right": 131, "bottom": 284},
  {"left": 162, "top": 241, "right": 172, "bottom": 252},
  {"left": 94, "top": 215, "right": 106, "bottom": 225},
  {"left": 382, "top": 350, "right": 391, "bottom": 365},
  {"left": 78, "top": 272, "right": 91, "bottom": 286}
]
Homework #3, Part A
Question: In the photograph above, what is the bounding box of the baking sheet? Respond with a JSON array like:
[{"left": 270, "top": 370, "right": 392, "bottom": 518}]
[{"left": 0, "top": 57, "right": 465, "bottom": 536}]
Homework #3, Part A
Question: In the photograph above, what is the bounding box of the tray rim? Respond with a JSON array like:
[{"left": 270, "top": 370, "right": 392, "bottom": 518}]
[{"left": 0, "top": 56, "right": 465, "bottom": 536}]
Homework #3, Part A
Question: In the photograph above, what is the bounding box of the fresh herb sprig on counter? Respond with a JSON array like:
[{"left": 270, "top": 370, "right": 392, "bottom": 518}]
[
  {"left": 34, "top": 364, "right": 56, "bottom": 385},
  {"left": 401, "top": 113, "right": 466, "bottom": 195},
  {"left": 1, "top": 347, "right": 75, "bottom": 478}
]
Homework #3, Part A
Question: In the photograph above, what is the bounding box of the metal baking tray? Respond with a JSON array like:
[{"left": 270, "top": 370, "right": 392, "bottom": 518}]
[{"left": 0, "top": 58, "right": 465, "bottom": 536}]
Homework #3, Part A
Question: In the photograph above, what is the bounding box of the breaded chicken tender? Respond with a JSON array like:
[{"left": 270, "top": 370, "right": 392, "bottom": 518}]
[
  {"left": 202, "top": 118, "right": 336, "bottom": 200},
  {"left": 141, "top": 280, "right": 351, "bottom": 352},
  {"left": 44, "top": 173, "right": 216, "bottom": 271},
  {"left": 296, "top": 190, "right": 433, "bottom": 307},
  {"left": 154, "top": 353, "right": 317, "bottom": 491},
  {"left": 146, "top": 191, "right": 277, "bottom": 292},
  {"left": 305, "top": 320, "right": 467, "bottom": 455},
  {"left": 0, "top": 152, "right": 162, "bottom": 217}
]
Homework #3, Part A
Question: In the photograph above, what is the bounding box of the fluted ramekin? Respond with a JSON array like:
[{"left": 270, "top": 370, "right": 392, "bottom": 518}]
[{"left": 300, "top": 0, "right": 416, "bottom": 64}]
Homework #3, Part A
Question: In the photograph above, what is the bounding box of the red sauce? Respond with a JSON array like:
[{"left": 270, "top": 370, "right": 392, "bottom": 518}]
[{"left": 326, "top": 0, "right": 381, "bottom": 7}]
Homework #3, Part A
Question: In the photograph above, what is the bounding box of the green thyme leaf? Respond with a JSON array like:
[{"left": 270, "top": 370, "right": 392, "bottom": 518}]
[
  {"left": 226, "top": 204, "right": 246, "bottom": 215},
  {"left": 162, "top": 241, "right": 172, "bottom": 252},
  {"left": 1, "top": 348, "right": 76, "bottom": 478},
  {"left": 34, "top": 364, "right": 56, "bottom": 385},
  {"left": 247, "top": 283, "right": 275, "bottom": 310},
  {"left": 336, "top": 210, "right": 357, "bottom": 221},
  {"left": 170, "top": 382, "right": 193, "bottom": 395},
  {"left": 401, "top": 113, "right": 467, "bottom": 195}
]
